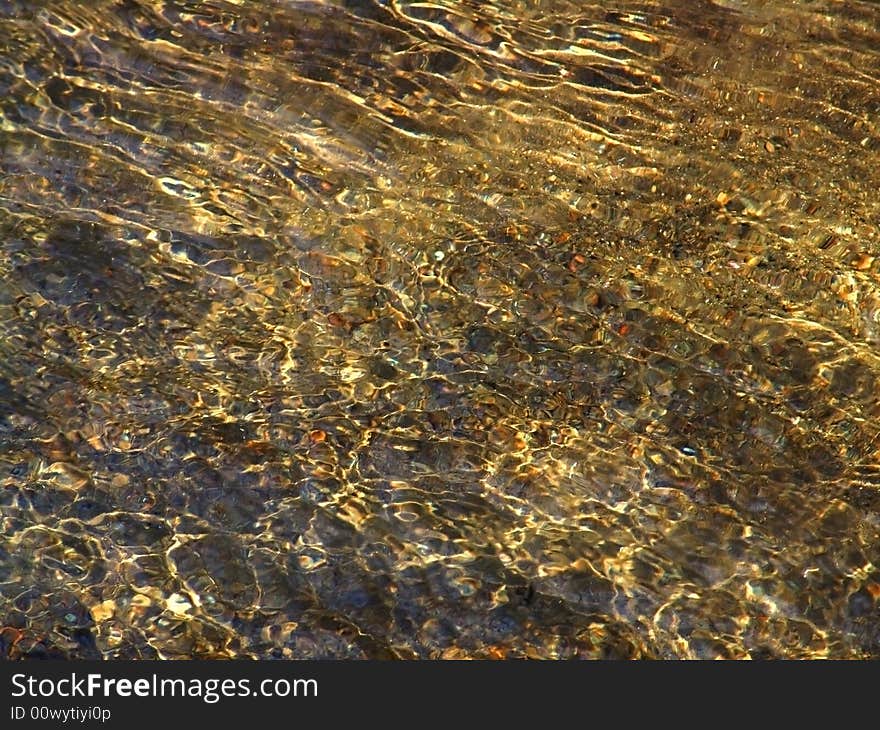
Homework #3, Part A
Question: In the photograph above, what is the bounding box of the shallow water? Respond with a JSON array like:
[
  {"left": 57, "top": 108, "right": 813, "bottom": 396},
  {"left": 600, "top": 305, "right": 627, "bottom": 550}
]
[{"left": 1, "top": 0, "right": 879, "bottom": 659}]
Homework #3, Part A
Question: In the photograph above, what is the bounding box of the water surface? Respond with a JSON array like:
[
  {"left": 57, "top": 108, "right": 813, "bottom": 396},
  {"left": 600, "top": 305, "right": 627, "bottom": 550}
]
[{"left": 1, "top": 0, "right": 880, "bottom": 658}]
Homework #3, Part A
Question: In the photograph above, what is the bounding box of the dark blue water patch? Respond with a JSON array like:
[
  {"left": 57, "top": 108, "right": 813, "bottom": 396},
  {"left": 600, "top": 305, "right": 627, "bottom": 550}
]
[
  {"left": 308, "top": 510, "right": 364, "bottom": 550},
  {"left": 67, "top": 627, "right": 101, "bottom": 658},
  {"left": 484, "top": 606, "right": 521, "bottom": 636},
  {"left": 19, "top": 484, "right": 77, "bottom": 517},
  {"left": 13, "top": 222, "right": 166, "bottom": 330},
  {"left": 64, "top": 496, "right": 112, "bottom": 520},
  {"left": 168, "top": 532, "right": 257, "bottom": 609},
  {"left": 101, "top": 512, "right": 172, "bottom": 547},
  {"left": 298, "top": 478, "right": 334, "bottom": 504},
  {"left": 0, "top": 544, "right": 12, "bottom": 582},
  {"left": 163, "top": 229, "right": 215, "bottom": 265},
  {"left": 41, "top": 555, "right": 85, "bottom": 577},
  {"left": 0, "top": 377, "right": 37, "bottom": 427}
]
